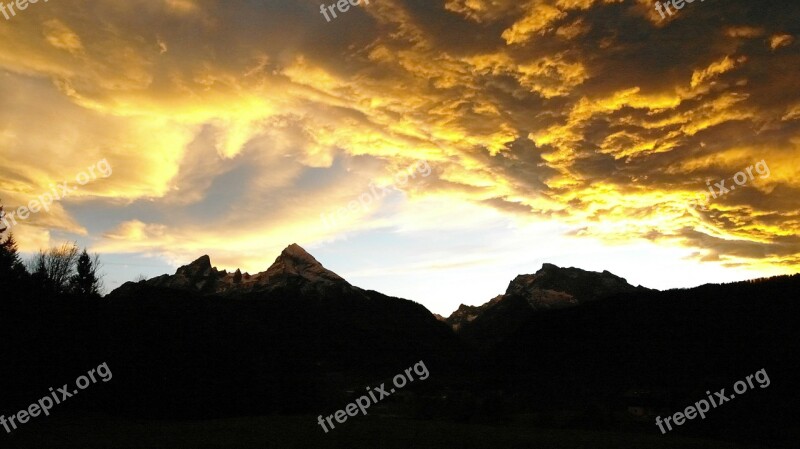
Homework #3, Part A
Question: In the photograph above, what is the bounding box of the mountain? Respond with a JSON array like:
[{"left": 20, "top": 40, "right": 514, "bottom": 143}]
[
  {"left": 445, "top": 295, "right": 503, "bottom": 331},
  {"left": 129, "top": 243, "right": 351, "bottom": 297},
  {"left": 102, "top": 244, "right": 465, "bottom": 417},
  {"left": 505, "top": 263, "right": 642, "bottom": 305},
  {"left": 453, "top": 263, "right": 645, "bottom": 347},
  {"left": 484, "top": 275, "right": 800, "bottom": 431},
  {"left": 4, "top": 247, "right": 800, "bottom": 447}
]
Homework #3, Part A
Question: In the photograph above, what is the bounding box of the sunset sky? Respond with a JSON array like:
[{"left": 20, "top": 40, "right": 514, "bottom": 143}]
[{"left": 0, "top": 0, "right": 798, "bottom": 314}]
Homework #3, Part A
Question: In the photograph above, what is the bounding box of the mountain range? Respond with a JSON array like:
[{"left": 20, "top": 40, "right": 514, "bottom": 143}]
[
  {"left": 116, "top": 243, "right": 645, "bottom": 339},
  {"left": 102, "top": 244, "right": 465, "bottom": 416},
  {"left": 101, "top": 244, "right": 664, "bottom": 414},
  {"left": 119, "top": 244, "right": 353, "bottom": 298},
  {"left": 9, "top": 243, "right": 793, "bottom": 445}
]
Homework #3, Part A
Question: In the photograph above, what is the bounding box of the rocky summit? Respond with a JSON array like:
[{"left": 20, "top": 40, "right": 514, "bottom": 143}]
[
  {"left": 134, "top": 243, "right": 351, "bottom": 297},
  {"left": 449, "top": 263, "right": 646, "bottom": 347},
  {"left": 504, "top": 262, "right": 641, "bottom": 309}
]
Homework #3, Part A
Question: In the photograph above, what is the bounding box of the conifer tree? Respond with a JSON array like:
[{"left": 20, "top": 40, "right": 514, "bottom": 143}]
[
  {"left": 0, "top": 202, "right": 27, "bottom": 286},
  {"left": 71, "top": 249, "right": 102, "bottom": 297}
]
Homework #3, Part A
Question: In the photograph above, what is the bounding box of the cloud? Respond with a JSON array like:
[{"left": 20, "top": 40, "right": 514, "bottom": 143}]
[{"left": 0, "top": 0, "right": 797, "bottom": 280}]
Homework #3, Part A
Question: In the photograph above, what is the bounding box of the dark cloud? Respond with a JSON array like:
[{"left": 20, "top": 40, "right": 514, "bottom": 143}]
[{"left": 0, "top": 0, "right": 797, "bottom": 272}]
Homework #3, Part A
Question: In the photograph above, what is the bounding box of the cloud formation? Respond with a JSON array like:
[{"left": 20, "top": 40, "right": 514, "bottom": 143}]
[{"left": 0, "top": 0, "right": 798, "bottom": 280}]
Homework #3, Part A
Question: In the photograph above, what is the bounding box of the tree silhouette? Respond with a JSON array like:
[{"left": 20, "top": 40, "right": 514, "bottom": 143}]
[
  {"left": 70, "top": 249, "right": 102, "bottom": 298},
  {"left": 30, "top": 252, "right": 50, "bottom": 289},
  {"left": 0, "top": 202, "right": 6, "bottom": 235},
  {"left": 0, "top": 202, "right": 27, "bottom": 286},
  {"left": 28, "top": 243, "right": 80, "bottom": 294}
]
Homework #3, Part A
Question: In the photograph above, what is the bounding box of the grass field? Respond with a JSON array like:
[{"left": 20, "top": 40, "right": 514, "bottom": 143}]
[{"left": 2, "top": 414, "right": 770, "bottom": 449}]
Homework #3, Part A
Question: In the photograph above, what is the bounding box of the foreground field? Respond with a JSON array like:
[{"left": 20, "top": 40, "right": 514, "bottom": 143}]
[{"left": 4, "top": 415, "right": 771, "bottom": 449}]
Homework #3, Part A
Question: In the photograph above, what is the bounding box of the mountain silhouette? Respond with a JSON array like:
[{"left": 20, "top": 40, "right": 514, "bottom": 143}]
[
  {"left": 451, "top": 263, "right": 646, "bottom": 348},
  {"left": 4, "top": 245, "right": 798, "bottom": 448},
  {"left": 102, "top": 244, "right": 464, "bottom": 416},
  {"left": 123, "top": 243, "right": 349, "bottom": 297}
]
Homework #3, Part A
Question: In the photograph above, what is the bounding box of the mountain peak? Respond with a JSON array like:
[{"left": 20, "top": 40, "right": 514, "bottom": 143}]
[
  {"left": 280, "top": 243, "right": 320, "bottom": 264},
  {"left": 193, "top": 254, "right": 212, "bottom": 266},
  {"left": 135, "top": 245, "right": 348, "bottom": 296},
  {"left": 507, "top": 263, "right": 639, "bottom": 306},
  {"left": 539, "top": 262, "right": 560, "bottom": 271},
  {"left": 175, "top": 255, "right": 214, "bottom": 278},
  {"left": 451, "top": 264, "right": 645, "bottom": 345},
  {"left": 265, "top": 244, "right": 345, "bottom": 284}
]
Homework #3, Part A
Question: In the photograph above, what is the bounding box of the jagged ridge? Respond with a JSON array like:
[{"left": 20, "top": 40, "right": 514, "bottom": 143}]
[
  {"left": 449, "top": 263, "right": 647, "bottom": 347},
  {"left": 138, "top": 243, "right": 350, "bottom": 296}
]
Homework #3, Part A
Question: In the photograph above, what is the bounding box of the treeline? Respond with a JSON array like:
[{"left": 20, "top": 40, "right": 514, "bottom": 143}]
[
  {"left": 0, "top": 233, "right": 102, "bottom": 299},
  {"left": 0, "top": 209, "right": 107, "bottom": 414},
  {"left": 2, "top": 198, "right": 102, "bottom": 299}
]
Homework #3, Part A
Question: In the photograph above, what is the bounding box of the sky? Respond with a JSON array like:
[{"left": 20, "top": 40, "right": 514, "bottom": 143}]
[{"left": 0, "top": 0, "right": 798, "bottom": 315}]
